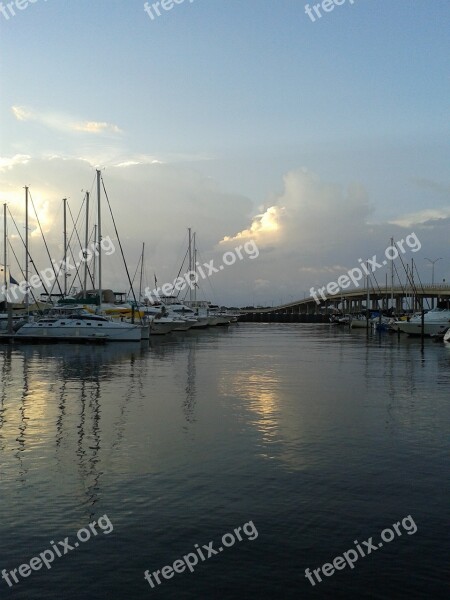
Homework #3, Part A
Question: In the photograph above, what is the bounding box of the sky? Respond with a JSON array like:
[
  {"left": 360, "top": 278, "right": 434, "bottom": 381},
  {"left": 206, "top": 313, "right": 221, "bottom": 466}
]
[{"left": 0, "top": 0, "right": 449, "bottom": 306}]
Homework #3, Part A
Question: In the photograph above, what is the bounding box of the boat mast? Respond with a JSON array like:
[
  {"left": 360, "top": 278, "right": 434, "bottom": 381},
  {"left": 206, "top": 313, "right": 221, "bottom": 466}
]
[
  {"left": 96, "top": 169, "right": 102, "bottom": 310},
  {"left": 139, "top": 242, "right": 145, "bottom": 303},
  {"left": 4, "top": 203, "right": 13, "bottom": 333},
  {"left": 390, "top": 236, "right": 394, "bottom": 311},
  {"left": 366, "top": 261, "right": 370, "bottom": 327},
  {"left": 3, "top": 203, "right": 7, "bottom": 296},
  {"left": 63, "top": 197, "right": 67, "bottom": 297},
  {"left": 25, "top": 185, "right": 29, "bottom": 318},
  {"left": 92, "top": 224, "right": 97, "bottom": 289},
  {"left": 83, "top": 191, "right": 90, "bottom": 294},
  {"left": 188, "top": 227, "right": 192, "bottom": 303},
  {"left": 193, "top": 232, "right": 197, "bottom": 303}
]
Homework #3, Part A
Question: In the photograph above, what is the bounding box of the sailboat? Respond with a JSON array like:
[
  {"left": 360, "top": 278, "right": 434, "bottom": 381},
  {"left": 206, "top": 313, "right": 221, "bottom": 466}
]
[
  {"left": 181, "top": 229, "right": 229, "bottom": 326},
  {"left": 16, "top": 171, "right": 142, "bottom": 342}
]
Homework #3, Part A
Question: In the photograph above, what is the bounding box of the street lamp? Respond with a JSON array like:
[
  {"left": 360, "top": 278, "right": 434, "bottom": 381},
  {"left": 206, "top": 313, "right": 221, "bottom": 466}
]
[
  {"left": 424, "top": 257, "right": 442, "bottom": 285},
  {"left": 424, "top": 257, "right": 442, "bottom": 308}
]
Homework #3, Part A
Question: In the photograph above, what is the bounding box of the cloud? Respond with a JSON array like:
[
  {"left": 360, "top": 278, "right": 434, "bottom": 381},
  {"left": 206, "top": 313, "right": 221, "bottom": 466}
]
[
  {"left": 221, "top": 205, "right": 284, "bottom": 243},
  {"left": 389, "top": 208, "right": 450, "bottom": 228},
  {"left": 0, "top": 154, "right": 31, "bottom": 169},
  {"left": 221, "top": 168, "right": 373, "bottom": 252},
  {"left": 298, "top": 265, "right": 349, "bottom": 274},
  {"left": 217, "top": 168, "right": 449, "bottom": 301},
  {"left": 412, "top": 177, "right": 450, "bottom": 198},
  {"left": 0, "top": 159, "right": 448, "bottom": 305},
  {"left": 72, "top": 121, "right": 122, "bottom": 134},
  {"left": 11, "top": 106, "right": 33, "bottom": 121},
  {"left": 11, "top": 105, "right": 122, "bottom": 136}
]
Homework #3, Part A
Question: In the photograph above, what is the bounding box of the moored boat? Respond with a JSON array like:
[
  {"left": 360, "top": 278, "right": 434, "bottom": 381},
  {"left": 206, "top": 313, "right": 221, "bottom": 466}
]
[
  {"left": 394, "top": 308, "right": 450, "bottom": 336},
  {"left": 15, "top": 306, "right": 142, "bottom": 341}
]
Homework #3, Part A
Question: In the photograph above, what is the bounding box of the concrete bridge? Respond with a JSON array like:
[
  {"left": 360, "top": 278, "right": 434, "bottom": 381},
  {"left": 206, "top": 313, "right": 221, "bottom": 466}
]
[{"left": 240, "top": 284, "right": 450, "bottom": 322}]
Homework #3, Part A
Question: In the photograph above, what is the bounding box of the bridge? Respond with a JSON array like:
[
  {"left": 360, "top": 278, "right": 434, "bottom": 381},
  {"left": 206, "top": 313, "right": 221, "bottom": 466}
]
[{"left": 239, "top": 284, "right": 450, "bottom": 322}]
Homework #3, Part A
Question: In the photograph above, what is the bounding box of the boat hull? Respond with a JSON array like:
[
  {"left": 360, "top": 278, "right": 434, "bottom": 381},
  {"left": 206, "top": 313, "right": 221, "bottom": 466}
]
[
  {"left": 16, "top": 322, "right": 142, "bottom": 342},
  {"left": 150, "top": 321, "right": 175, "bottom": 335},
  {"left": 395, "top": 321, "right": 450, "bottom": 336}
]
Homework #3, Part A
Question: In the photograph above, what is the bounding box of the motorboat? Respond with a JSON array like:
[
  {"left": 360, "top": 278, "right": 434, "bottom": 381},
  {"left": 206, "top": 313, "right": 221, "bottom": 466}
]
[
  {"left": 207, "top": 305, "right": 231, "bottom": 326},
  {"left": 394, "top": 308, "right": 450, "bottom": 336}
]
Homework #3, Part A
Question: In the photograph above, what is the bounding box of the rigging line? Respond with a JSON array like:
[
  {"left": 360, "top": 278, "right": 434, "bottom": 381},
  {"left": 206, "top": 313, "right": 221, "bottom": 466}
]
[
  {"left": 196, "top": 248, "right": 218, "bottom": 304},
  {"left": 394, "top": 244, "right": 418, "bottom": 294},
  {"left": 101, "top": 175, "right": 141, "bottom": 322},
  {"left": 66, "top": 199, "right": 85, "bottom": 255},
  {"left": 67, "top": 201, "right": 88, "bottom": 290},
  {"left": 411, "top": 262, "right": 431, "bottom": 311},
  {"left": 170, "top": 229, "right": 190, "bottom": 285},
  {"left": 28, "top": 191, "right": 62, "bottom": 295},
  {"left": 369, "top": 269, "right": 383, "bottom": 295},
  {"left": 393, "top": 244, "right": 429, "bottom": 311},
  {"left": 7, "top": 205, "right": 59, "bottom": 296},
  {"left": 66, "top": 244, "right": 84, "bottom": 291},
  {"left": 173, "top": 246, "right": 189, "bottom": 299},
  {"left": 127, "top": 253, "right": 141, "bottom": 299},
  {"left": 7, "top": 240, "right": 44, "bottom": 312},
  {"left": 369, "top": 271, "right": 383, "bottom": 311},
  {"left": 392, "top": 261, "right": 411, "bottom": 311},
  {"left": 84, "top": 224, "right": 97, "bottom": 288},
  {"left": 7, "top": 239, "right": 26, "bottom": 283}
]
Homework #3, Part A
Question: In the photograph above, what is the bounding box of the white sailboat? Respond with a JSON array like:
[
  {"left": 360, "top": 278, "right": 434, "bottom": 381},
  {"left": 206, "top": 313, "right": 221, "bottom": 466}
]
[
  {"left": 15, "top": 305, "right": 141, "bottom": 341},
  {"left": 17, "top": 171, "right": 142, "bottom": 342}
]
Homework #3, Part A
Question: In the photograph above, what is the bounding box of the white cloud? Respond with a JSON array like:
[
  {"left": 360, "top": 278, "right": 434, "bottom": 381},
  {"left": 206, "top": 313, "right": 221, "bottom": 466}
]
[
  {"left": 11, "top": 105, "right": 122, "bottom": 136},
  {"left": 72, "top": 121, "right": 122, "bottom": 135},
  {"left": 389, "top": 208, "right": 450, "bottom": 228},
  {"left": 0, "top": 154, "right": 31, "bottom": 169},
  {"left": 0, "top": 160, "right": 448, "bottom": 305}
]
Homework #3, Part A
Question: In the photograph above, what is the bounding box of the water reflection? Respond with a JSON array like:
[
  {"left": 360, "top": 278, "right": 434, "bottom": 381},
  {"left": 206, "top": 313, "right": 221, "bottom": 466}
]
[
  {"left": 183, "top": 344, "right": 197, "bottom": 424},
  {"left": 0, "top": 342, "right": 150, "bottom": 516},
  {"left": 229, "top": 372, "right": 280, "bottom": 441}
]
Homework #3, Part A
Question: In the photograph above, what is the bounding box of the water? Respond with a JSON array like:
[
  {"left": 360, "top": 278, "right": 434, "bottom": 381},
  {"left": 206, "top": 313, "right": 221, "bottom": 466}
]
[{"left": 0, "top": 324, "right": 449, "bottom": 599}]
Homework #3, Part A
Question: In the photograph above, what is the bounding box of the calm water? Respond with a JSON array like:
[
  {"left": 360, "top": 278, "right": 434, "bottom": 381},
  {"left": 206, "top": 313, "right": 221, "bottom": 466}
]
[{"left": 0, "top": 324, "right": 449, "bottom": 599}]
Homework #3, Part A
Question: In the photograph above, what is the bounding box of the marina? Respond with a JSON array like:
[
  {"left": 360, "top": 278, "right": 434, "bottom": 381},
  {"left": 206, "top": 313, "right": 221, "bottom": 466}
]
[
  {"left": 1, "top": 2, "right": 449, "bottom": 598},
  {"left": 0, "top": 324, "right": 449, "bottom": 599}
]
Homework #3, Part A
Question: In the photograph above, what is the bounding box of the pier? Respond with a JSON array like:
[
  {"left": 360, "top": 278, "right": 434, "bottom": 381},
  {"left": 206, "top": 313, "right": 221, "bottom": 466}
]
[{"left": 239, "top": 284, "right": 450, "bottom": 322}]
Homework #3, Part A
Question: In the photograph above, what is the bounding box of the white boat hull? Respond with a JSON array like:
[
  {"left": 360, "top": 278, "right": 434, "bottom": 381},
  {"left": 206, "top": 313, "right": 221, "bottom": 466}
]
[
  {"left": 150, "top": 320, "right": 175, "bottom": 335},
  {"left": 395, "top": 321, "right": 450, "bottom": 336},
  {"left": 16, "top": 320, "right": 142, "bottom": 342},
  {"left": 190, "top": 316, "right": 210, "bottom": 329}
]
